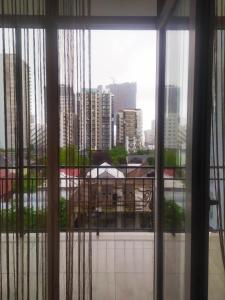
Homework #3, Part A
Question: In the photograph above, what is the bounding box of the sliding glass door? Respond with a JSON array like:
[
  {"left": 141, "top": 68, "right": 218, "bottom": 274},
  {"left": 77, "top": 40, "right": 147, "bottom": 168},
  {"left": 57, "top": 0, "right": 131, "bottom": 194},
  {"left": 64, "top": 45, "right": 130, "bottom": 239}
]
[{"left": 155, "top": 0, "right": 215, "bottom": 299}]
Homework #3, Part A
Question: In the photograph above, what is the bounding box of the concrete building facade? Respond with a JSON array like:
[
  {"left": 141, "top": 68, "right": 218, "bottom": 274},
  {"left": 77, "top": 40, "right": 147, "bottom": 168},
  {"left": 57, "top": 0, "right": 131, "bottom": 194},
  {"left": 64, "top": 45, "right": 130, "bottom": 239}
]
[
  {"left": 0, "top": 54, "right": 30, "bottom": 150},
  {"left": 107, "top": 82, "right": 137, "bottom": 146},
  {"left": 116, "top": 109, "right": 143, "bottom": 153},
  {"left": 106, "top": 82, "right": 137, "bottom": 117},
  {"left": 164, "top": 85, "right": 180, "bottom": 149},
  {"left": 78, "top": 87, "right": 113, "bottom": 151},
  {"left": 144, "top": 120, "right": 155, "bottom": 148},
  {"left": 59, "top": 85, "right": 77, "bottom": 148}
]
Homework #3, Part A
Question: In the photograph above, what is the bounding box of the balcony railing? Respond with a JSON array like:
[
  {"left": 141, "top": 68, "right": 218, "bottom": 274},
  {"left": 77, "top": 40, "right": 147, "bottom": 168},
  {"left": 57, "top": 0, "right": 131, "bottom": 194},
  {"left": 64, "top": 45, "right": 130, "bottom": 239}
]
[{"left": 0, "top": 166, "right": 186, "bottom": 233}]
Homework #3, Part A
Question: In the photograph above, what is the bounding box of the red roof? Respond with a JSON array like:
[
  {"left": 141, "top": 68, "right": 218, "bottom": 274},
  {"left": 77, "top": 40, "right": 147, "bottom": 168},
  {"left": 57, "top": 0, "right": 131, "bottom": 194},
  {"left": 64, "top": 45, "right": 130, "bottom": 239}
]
[
  {"left": 0, "top": 170, "right": 14, "bottom": 196},
  {"left": 164, "top": 168, "right": 175, "bottom": 177},
  {"left": 60, "top": 168, "right": 80, "bottom": 177},
  {"left": 0, "top": 169, "right": 14, "bottom": 178}
]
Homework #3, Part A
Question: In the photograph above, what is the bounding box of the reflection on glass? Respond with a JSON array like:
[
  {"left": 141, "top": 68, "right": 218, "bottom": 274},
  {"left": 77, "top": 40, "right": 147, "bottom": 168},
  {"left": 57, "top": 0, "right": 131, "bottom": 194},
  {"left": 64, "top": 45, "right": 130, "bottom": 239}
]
[
  {"left": 58, "top": 0, "right": 157, "bottom": 17},
  {"left": 208, "top": 2, "right": 225, "bottom": 296},
  {"left": 58, "top": 29, "right": 156, "bottom": 299},
  {"left": 0, "top": 28, "right": 47, "bottom": 299},
  {"left": 0, "top": 0, "right": 45, "bottom": 15},
  {"left": 163, "top": 30, "right": 189, "bottom": 300}
]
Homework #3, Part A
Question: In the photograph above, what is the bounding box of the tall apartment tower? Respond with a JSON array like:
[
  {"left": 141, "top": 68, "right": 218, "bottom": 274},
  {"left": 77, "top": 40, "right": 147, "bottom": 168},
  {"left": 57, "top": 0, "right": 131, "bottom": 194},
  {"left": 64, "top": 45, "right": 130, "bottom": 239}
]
[
  {"left": 116, "top": 109, "right": 143, "bottom": 153},
  {"left": 59, "top": 85, "right": 77, "bottom": 148},
  {"left": 106, "top": 82, "right": 137, "bottom": 146},
  {"left": 106, "top": 82, "right": 137, "bottom": 116},
  {"left": 144, "top": 120, "right": 155, "bottom": 148},
  {"left": 99, "top": 87, "right": 113, "bottom": 150},
  {"left": 0, "top": 54, "right": 30, "bottom": 150},
  {"left": 78, "top": 86, "right": 113, "bottom": 151},
  {"left": 164, "top": 85, "right": 180, "bottom": 149}
]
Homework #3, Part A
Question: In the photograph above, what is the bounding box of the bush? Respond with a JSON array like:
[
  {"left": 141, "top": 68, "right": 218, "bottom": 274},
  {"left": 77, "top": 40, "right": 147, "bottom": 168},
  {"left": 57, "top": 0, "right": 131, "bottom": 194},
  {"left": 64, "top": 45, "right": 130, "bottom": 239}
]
[
  {"left": 164, "top": 200, "right": 185, "bottom": 232},
  {"left": 0, "top": 204, "right": 46, "bottom": 231},
  {"left": 0, "top": 197, "right": 69, "bottom": 232},
  {"left": 0, "top": 198, "right": 185, "bottom": 233},
  {"left": 108, "top": 146, "right": 127, "bottom": 165},
  {"left": 147, "top": 156, "right": 155, "bottom": 166},
  {"left": 60, "top": 145, "right": 89, "bottom": 166}
]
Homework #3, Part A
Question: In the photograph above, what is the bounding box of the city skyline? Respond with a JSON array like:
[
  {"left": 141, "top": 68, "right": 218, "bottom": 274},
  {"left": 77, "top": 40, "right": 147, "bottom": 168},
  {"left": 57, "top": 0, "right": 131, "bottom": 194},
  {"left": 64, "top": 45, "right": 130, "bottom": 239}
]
[{"left": 0, "top": 29, "right": 188, "bottom": 146}]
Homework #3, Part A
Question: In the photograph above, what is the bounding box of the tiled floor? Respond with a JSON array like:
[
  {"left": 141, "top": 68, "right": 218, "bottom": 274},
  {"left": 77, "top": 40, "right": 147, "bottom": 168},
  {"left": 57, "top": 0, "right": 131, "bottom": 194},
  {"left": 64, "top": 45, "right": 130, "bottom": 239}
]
[
  {"left": 0, "top": 232, "right": 224, "bottom": 299},
  {"left": 208, "top": 233, "right": 225, "bottom": 300}
]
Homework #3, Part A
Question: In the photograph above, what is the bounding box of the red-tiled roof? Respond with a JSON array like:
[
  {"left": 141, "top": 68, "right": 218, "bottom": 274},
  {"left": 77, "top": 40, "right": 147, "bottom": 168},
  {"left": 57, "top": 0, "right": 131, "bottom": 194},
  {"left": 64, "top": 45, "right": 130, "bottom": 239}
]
[
  {"left": 0, "top": 169, "right": 14, "bottom": 178},
  {"left": 0, "top": 170, "right": 14, "bottom": 195},
  {"left": 59, "top": 168, "right": 80, "bottom": 177}
]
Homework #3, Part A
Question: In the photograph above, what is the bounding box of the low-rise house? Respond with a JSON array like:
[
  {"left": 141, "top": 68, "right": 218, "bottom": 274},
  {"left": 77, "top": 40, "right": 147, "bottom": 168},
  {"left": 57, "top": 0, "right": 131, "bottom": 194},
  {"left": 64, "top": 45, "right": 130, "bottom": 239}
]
[
  {"left": 70, "top": 163, "right": 153, "bottom": 214},
  {"left": 0, "top": 169, "right": 14, "bottom": 198},
  {"left": 60, "top": 168, "right": 80, "bottom": 199}
]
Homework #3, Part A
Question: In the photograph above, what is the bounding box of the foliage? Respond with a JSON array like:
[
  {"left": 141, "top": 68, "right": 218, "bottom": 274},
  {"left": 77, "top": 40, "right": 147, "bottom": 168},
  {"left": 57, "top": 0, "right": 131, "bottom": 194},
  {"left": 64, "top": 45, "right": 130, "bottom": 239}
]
[
  {"left": 59, "top": 145, "right": 89, "bottom": 166},
  {"left": 23, "top": 176, "right": 37, "bottom": 193},
  {"left": 164, "top": 200, "right": 185, "bottom": 232},
  {"left": 13, "top": 169, "right": 45, "bottom": 193},
  {"left": 59, "top": 197, "right": 68, "bottom": 228},
  {"left": 164, "top": 149, "right": 178, "bottom": 167},
  {"left": 0, "top": 198, "right": 185, "bottom": 233},
  {"left": 0, "top": 198, "right": 68, "bottom": 231},
  {"left": 130, "top": 149, "right": 155, "bottom": 166},
  {"left": 133, "top": 149, "right": 151, "bottom": 155},
  {"left": 0, "top": 204, "right": 46, "bottom": 231},
  {"left": 147, "top": 156, "right": 155, "bottom": 166},
  {"left": 108, "top": 146, "right": 128, "bottom": 165}
]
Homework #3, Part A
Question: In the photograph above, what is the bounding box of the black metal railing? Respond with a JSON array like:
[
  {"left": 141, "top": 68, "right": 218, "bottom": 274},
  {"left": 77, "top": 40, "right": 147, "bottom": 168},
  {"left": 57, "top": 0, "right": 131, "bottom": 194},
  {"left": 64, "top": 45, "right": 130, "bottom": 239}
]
[{"left": 0, "top": 165, "right": 187, "bottom": 232}]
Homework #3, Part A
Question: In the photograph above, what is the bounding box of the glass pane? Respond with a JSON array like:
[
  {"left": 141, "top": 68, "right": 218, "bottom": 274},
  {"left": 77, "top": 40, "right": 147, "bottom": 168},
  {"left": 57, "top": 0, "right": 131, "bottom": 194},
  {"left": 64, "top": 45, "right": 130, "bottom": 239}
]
[
  {"left": 58, "top": 29, "right": 156, "bottom": 299},
  {"left": 208, "top": 1, "right": 225, "bottom": 299},
  {"left": 0, "top": 28, "right": 47, "bottom": 299},
  {"left": 0, "top": 0, "right": 45, "bottom": 15},
  {"left": 163, "top": 29, "right": 189, "bottom": 299},
  {"left": 58, "top": 0, "right": 157, "bottom": 16},
  {"left": 173, "top": 0, "right": 190, "bottom": 17}
]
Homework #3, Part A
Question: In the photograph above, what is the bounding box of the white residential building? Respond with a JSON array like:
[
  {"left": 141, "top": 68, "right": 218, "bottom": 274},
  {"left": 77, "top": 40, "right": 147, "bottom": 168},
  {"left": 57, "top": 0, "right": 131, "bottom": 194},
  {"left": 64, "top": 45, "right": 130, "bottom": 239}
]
[
  {"left": 116, "top": 109, "right": 143, "bottom": 153},
  {"left": 144, "top": 120, "right": 155, "bottom": 148},
  {"left": 164, "top": 85, "right": 180, "bottom": 149},
  {"left": 59, "top": 85, "right": 77, "bottom": 148},
  {"left": 78, "top": 86, "right": 113, "bottom": 151}
]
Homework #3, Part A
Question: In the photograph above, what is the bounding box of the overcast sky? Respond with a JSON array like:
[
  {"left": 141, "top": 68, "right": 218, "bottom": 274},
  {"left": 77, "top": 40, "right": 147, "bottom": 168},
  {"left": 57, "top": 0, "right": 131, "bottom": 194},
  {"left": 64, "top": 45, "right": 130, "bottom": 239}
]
[
  {"left": 91, "top": 30, "right": 189, "bottom": 130},
  {"left": 0, "top": 29, "right": 188, "bottom": 138},
  {"left": 91, "top": 30, "right": 157, "bottom": 130}
]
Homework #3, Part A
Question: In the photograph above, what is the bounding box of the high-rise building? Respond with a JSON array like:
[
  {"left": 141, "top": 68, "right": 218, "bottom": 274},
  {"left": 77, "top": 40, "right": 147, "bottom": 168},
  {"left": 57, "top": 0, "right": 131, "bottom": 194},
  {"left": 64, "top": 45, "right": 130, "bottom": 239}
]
[
  {"left": 30, "top": 122, "right": 46, "bottom": 152},
  {"left": 99, "top": 87, "right": 113, "bottom": 150},
  {"left": 78, "top": 89, "right": 98, "bottom": 150},
  {"left": 78, "top": 86, "right": 113, "bottom": 151},
  {"left": 0, "top": 54, "right": 30, "bottom": 150},
  {"left": 178, "top": 123, "right": 186, "bottom": 149},
  {"left": 106, "top": 82, "right": 137, "bottom": 116},
  {"left": 107, "top": 82, "right": 137, "bottom": 146},
  {"left": 164, "top": 85, "right": 180, "bottom": 149},
  {"left": 144, "top": 120, "right": 155, "bottom": 148},
  {"left": 165, "top": 85, "right": 180, "bottom": 114},
  {"left": 116, "top": 109, "right": 142, "bottom": 153},
  {"left": 59, "top": 85, "right": 77, "bottom": 148}
]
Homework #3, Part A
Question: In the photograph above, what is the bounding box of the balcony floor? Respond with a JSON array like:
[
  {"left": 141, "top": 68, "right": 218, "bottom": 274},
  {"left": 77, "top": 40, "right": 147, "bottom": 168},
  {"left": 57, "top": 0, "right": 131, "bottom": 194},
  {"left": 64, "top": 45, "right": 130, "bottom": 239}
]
[{"left": 0, "top": 232, "right": 224, "bottom": 299}]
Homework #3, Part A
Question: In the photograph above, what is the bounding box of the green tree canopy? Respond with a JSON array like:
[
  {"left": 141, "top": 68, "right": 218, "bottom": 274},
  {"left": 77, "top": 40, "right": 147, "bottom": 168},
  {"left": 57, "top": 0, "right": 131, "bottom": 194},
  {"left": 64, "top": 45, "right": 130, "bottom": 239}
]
[
  {"left": 59, "top": 145, "right": 89, "bottom": 166},
  {"left": 108, "top": 146, "right": 128, "bottom": 165},
  {"left": 164, "top": 149, "right": 178, "bottom": 167}
]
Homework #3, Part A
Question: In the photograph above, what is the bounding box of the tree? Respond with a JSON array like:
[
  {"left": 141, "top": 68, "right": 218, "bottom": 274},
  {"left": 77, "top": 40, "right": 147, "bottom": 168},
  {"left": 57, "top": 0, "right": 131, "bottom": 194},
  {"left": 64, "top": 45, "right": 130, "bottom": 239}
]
[
  {"left": 164, "top": 149, "right": 178, "bottom": 167},
  {"left": 147, "top": 156, "right": 155, "bottom": 166},
  {"left": 108, "top": 146, "right": 127, "bottom": 165},
  {"left": 164, "top": 200, "right": 185, "bottom": 233},
  {"left": 59, "top": 145, "right": 89, "bottom": 166}
]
